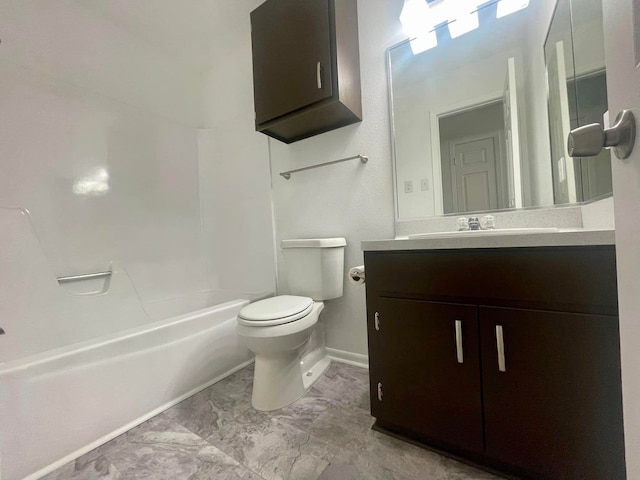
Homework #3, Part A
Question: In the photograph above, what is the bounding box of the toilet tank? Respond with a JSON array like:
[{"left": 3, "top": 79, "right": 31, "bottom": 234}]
[{"left": 281, "top": 238, "right": 346, "bottom": 300}]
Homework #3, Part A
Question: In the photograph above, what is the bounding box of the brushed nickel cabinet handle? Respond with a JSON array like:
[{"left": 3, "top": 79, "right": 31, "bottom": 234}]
[
  {"left": 455, "top": 320, "right": 463, "bottom": 364},
  {"left": 316, "top": 61, "right": 322, "bottom": 89},
  {"left": 496, "top": 325, "right": 506, "bottom": 372},
  {"left": 374, "top": 312, "right": 380, "bottom": 331}
]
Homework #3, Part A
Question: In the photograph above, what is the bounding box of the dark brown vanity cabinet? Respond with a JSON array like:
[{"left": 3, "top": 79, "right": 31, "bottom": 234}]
[
  {"left": 365, "top": 247, "right": 625, "bottom": 480},
  {"left": 370, "top": 298, "right": 484, "bottom": 453},
  {"left": 479, "top": 307, "right": 625, "bottom": 479},
  {"left": 250, "top": 0, "right": 361, "bottom": 143}
]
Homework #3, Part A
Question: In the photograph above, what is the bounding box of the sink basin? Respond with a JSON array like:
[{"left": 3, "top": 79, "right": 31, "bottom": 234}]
[{"left": 407, "top": 228, "right": 561, "bottom": 240}]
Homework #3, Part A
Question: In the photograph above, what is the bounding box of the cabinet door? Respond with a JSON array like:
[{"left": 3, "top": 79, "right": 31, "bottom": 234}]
[
  {"left": 369, "top": 298, "right": 484, "bottom": 453},
  {"left": 251, "top": 0, "right": 333, "bottom": 125},
  {"left": 480, "top": 307, "right": 625, "bottom": 479}
]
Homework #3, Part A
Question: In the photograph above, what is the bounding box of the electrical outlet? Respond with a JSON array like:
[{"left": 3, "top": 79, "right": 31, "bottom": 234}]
[
  {"left": 404, "top": 180, "right": 413, "bottom": 194},
  {"left": 421, "top": 178, "right": 429, "bottom": 191}
]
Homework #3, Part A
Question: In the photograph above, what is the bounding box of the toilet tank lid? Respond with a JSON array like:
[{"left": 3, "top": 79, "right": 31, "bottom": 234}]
[{"left": 281, "top": 238, "right": 346, "bottom": 248}]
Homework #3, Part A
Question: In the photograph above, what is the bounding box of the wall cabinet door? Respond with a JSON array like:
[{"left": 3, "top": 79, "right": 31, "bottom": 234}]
[
  {"left": 250, "top": 0, "right": 361, "bottom": 143},
  {"left": 369, "top": 298, "right": 484, "bottom": 453},
  {"left": 479, "top": 307, "right": 625, "bottom": 479},
  {"left": 251, "top": 0, "right": 333, "bottom": 125}
]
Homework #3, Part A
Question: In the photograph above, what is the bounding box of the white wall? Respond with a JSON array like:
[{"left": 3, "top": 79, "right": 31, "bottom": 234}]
[{"left": 269, "top": 0, "right": 403, "bottom": 356}]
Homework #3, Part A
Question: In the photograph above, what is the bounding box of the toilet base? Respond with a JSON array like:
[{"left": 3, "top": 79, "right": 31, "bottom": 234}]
[
  {"left": 302, "top": 353, "right": 330, "bottom": 390},
  {"left": 251, "top": 349, "right": 330, "bottom": 411}
]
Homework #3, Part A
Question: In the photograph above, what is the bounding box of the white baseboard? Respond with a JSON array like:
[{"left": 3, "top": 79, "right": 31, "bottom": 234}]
[
  {"left": 27, "top": 359, "right": 255, "bottom": 480},
  {"left": 326, "top": 347, "right": 369, "bottom": 369}
]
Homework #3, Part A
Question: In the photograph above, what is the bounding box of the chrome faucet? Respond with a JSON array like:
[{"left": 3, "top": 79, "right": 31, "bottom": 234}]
[
  {"left": 468, "top": 217, "right": 481, "bottom": 230},
  {"left": 457, "top": 215, "right": 496, "bottom": 231}
]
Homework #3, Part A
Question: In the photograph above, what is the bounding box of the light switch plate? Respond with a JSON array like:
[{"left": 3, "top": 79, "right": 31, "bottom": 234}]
[{"left": 421, "top": 178, "right": 429, "bottom": 191}]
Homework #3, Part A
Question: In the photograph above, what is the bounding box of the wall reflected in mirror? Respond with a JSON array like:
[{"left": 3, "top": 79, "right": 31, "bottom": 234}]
[
  {"left": 546, "top": 0, "right": 611, "bottom": 205},
  {"left": 390, "top": 0, "right": 611, "bottom": 220}
]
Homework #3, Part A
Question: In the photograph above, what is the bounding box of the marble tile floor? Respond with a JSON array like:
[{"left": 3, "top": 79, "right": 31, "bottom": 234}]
[{"left": 43, "top": 362, "right": 505, "bottom": 480}]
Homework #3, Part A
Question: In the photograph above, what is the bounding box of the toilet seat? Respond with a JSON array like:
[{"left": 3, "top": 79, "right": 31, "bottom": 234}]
[{"left": 238, "top": 295, "right": 313, "bottom": 327}]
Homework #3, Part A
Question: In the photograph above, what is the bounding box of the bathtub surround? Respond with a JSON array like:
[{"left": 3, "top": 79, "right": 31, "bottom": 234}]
[
  {"left": 198, "top": 0, "right": 276, "bottom": 294},
  {"left": 0, "top": 2, "right": 275, "bottom": 478},
  {"left": 0, "top": 0, "right": 276, "bottom": 304},
  {"left": 43, "top": 363, "right": 502, "bottom": 480}
]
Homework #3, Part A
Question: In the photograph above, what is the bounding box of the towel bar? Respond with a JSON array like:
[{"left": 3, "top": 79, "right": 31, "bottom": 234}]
[{"left": 57, "top": 271, "right": 112, "bottom": 283}]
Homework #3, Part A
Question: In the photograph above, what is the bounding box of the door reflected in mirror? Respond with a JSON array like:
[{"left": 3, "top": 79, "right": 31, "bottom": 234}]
[{"left": 389, "top": 0, "right": 611, "bottom": 220}]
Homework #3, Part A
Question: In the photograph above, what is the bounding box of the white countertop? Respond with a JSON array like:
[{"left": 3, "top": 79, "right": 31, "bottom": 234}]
[{"left": 361, "top": 228, "right": 615, "bottom": 251}]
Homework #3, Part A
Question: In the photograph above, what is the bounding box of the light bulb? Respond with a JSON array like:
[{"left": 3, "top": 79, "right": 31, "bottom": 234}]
[
  {"left": 400, "top": 0, "right": 438, "bottom": 54},
  {"left": 448, "top": 11, "right": 479, "bottom": 38},
  {"left": 496, "top": 0, "right": 530, "bottom": 18},
  {"left": 409, "top": 31, "right": 438, "bottom": 54}
]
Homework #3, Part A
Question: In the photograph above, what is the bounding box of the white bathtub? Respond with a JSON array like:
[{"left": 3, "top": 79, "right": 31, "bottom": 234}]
[{"left": 0, "top": 292, "right": 259, "bottom": 480}]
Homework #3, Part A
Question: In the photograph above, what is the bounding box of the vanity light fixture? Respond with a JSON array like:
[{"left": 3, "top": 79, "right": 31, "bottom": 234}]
[
  {"left": 496, "top": 0, "right": 530, "bottom": 18},
  {"left": 399, "top": 0, "right": 438, "bottom": 54},
  {"left": 447, "top": 2, "right": 480, "bottom": 39},
  {"left": 400, "top": 0, "right": 530, "bottom": 54}
]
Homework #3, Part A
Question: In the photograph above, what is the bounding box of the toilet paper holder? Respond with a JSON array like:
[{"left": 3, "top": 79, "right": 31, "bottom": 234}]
[{"left": 348, "top": 265, "right": 365, "bottom": 285}]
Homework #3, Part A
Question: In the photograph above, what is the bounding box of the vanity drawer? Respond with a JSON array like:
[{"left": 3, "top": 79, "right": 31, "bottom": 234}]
[{"left": 364, "top": 246, "right": 618, "bottom": 315}]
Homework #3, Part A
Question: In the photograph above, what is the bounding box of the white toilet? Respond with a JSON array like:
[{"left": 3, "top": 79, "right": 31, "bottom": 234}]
[{"left": 237, "top": 237, "right": 346, "bottom": 411}]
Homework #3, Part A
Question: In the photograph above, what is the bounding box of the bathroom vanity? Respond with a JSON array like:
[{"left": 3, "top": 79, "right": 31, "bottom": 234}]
[{"left": 363, "top": 231, "right": 624, "bottom": 480}]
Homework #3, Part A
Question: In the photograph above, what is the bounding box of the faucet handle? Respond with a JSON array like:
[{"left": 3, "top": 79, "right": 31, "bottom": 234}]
[
  {"left": 481, "top": 215, "right": 496, "bottom": 230},
  {"left": 457, "top": 217, "right": 470, "bottom": 231}
]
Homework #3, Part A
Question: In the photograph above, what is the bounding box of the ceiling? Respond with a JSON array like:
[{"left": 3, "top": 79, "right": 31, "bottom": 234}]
[{"left": 75, "top": 0, "right": 265, "bottom": 72}]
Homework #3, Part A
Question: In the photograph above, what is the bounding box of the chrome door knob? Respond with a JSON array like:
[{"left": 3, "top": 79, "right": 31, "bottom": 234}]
[{"left": 568, "top": 109, "right": 636, "bottom": 159}]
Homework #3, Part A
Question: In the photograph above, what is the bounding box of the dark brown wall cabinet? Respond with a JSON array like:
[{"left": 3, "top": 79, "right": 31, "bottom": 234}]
[
  {"left": 250, "top": 0, "right": 362, "bottom": 143},
  {"left": 365, "top": 247, "right": 625, "bottom": 480}
]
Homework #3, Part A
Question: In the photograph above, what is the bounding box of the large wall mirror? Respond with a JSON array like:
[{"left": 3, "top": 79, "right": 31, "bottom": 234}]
[{"left": 389, "top": 0, "right": 611, "bottom": 220}]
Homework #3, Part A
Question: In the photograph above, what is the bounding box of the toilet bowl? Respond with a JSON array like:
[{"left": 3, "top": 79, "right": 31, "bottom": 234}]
[
  {"left": 237, "top": 238, "right": 346, "bottom": 411},
  {"left": 237, "top": 296, "right": 328, "bottom": 411}
]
